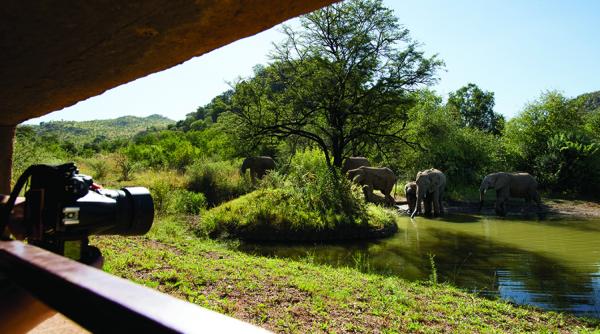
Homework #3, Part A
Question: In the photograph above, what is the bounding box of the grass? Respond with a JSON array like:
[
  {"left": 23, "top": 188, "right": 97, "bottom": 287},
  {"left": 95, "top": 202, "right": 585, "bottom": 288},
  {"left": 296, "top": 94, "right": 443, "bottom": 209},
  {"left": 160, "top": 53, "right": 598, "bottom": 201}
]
[
  {"left": 93, "top": 216, "right": 600, "bottom": 333},
  {"left": 198, "top": 187, "right": 398, "bottom": 241}
]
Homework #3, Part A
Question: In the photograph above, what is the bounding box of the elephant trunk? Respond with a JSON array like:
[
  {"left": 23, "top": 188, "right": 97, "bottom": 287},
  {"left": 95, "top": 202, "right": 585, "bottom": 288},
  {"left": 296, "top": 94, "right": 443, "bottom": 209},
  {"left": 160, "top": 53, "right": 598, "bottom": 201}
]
[{"left": 411, "top": 188, "right": 422, "bottom": 219}]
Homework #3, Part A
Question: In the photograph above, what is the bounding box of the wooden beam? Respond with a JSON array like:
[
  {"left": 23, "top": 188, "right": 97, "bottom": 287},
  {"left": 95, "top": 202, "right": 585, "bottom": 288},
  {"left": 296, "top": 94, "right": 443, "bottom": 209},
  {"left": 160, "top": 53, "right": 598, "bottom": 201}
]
[
  {"left": 0, "top": 125, "right": 15, "bottom": 194},
  {"left": 0, "top": 240, "right": 269, "bottom": 333}
]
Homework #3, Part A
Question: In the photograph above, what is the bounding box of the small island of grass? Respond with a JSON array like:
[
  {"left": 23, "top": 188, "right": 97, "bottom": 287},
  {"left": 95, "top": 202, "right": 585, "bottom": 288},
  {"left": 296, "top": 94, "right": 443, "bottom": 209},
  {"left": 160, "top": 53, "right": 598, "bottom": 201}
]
[{"left": 198, "top": 150, "right": 398, "bottom": 241}]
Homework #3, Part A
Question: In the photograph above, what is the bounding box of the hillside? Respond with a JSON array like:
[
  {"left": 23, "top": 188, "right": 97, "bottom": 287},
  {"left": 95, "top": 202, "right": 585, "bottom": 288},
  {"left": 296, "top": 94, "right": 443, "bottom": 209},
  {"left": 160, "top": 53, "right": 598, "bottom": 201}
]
[
  {"left": 22, "top": 114, "right": 173, "bottom": 143},
  {"left": 576, "top": 90, "right": 600, "bottom": 112}
]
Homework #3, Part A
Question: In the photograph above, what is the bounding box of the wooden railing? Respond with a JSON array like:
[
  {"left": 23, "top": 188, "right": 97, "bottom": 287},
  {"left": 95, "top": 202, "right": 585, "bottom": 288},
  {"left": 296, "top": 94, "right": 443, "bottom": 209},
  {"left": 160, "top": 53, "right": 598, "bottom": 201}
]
[{"left": 0, "top": 240, "right": 269, "bottom": 333}]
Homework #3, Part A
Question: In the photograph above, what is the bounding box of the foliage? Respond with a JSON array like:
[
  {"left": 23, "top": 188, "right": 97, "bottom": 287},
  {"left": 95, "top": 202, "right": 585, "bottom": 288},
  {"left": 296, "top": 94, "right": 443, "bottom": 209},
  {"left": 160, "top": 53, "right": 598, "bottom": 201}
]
[
  {"left": 22, "top": 115, "right": 173, "bottom": 157},
  {"left": 229, "top": 0, "right": 442, "bottom": 169},
  {"left": 125, "top": 131, "right": 200, "bottom": 170},
  {"left": 87, "top": 157, "right": 110, "bottom": 181},
  {"left": 503, "top": 90, "right": 599, "bottom": 194},
  {"left": 199, "top": 149, "right": 397, "bottom": 240},
  {"left": 114, "top": 152, "right": 138, "bottom": 181},
  {"left": 534, "top": 133, "right": 599, "bottom": 195},
  {"left": 447, "top": 83, "right": 505, "bottom": 135},
  {"left": 392, "top": 90, "right": 503, "bottom": 191},
  {"left": 172, "top": 91, "right": 233, "bottom": 131},
  {"left": 12, "top": 126, "right": 68, "bottom": 183},
  {"left": 186, "top": 160, "right": 253, "bottom": 206},
  {"left": 166, "top": 190, "right": 207, "bottom": 215}
]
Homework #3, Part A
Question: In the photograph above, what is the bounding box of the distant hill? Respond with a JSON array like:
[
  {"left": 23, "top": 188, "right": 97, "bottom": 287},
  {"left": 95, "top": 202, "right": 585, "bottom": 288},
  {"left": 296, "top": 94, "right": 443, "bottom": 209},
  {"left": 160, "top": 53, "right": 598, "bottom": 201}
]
[
  {"left": 575, "top": 91, "right": 600, "bottom": 113},
  {"left": 22, "top": 114, "right": 174, "bottom": 143}
]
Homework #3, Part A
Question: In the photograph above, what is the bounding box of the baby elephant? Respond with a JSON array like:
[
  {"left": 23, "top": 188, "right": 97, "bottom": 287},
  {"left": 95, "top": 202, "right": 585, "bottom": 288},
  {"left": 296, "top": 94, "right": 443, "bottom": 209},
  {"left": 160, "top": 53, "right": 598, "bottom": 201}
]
[
  {"left": 404, "top": 182, "right": 417, "bottom": 214},
  {"left": 405, "top": 181, "right": 434, "bottom": 216},
  {"left": 347, "top": 166, "right": 397, "bottom": 205}
]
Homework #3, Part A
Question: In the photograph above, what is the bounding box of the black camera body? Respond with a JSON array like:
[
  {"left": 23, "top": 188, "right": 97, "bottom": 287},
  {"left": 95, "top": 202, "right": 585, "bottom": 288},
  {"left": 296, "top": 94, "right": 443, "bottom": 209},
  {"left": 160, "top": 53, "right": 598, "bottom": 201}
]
[{"left": 16, "top": 163, "right": 154, "bottom": 261}]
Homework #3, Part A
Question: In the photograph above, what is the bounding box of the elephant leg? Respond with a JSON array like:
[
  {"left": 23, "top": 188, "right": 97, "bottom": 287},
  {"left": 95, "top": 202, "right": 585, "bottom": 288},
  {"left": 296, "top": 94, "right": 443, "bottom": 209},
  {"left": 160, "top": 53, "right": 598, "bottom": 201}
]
[
  {"left": 495, "top": 189, "right": 505, "bottom": 216},
  {"left": 424, "top": 195, "right": 432, "bottom": 217},
  {"left": 432, "top": 191, "right": 441, "bottom": 217},
  {"left": 363, "top": 184, "right": 374, "bottom": 202},
  {"left": 384, "top": 189, "right": 395, "bottom": 206},
  {"left": 439, "top": 189, "right": 445, "bottom": 215},
  {"left": 494, "top": 198, "right": 504, "bottom": 216},
  {"left": 532, "top": 190, "right": 542, "bottom": 211}
]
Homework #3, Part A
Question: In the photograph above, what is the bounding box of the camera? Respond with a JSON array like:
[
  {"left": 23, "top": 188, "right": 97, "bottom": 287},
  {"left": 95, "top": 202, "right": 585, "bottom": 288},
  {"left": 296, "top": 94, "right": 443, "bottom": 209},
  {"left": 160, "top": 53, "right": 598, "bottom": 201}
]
[{"left": 1, "top": 163, "right": 154, "bottom": 261}]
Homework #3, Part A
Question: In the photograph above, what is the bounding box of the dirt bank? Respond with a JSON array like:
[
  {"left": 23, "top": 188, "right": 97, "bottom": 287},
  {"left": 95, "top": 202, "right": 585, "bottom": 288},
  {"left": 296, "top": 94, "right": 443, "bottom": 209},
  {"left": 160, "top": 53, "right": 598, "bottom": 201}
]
[{"left": 394, "top": 197, "right": 600, "bottom": 219}]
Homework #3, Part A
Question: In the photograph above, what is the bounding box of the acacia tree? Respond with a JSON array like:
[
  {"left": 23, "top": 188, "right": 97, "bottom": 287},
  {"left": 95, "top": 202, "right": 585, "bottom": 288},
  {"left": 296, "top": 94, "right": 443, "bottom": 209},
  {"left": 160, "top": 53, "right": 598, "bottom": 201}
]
[
  {"left": 447, "top": 83, "right": 504, "bottom": 135},
  {"left": 230, "top": 0, "right": 442, "bottom": 170}
]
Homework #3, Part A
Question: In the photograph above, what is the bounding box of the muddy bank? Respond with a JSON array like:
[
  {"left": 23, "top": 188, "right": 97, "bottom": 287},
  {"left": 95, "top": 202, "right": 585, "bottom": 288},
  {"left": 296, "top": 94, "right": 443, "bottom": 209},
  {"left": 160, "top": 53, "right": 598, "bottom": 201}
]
[{"left": 394, "top": 197, "right": 600, "bottom": 218}]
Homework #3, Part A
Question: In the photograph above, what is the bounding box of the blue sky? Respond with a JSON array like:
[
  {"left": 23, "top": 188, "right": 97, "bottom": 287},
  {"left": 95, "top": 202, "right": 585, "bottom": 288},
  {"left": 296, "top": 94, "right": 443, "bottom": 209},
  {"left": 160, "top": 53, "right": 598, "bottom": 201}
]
[{"left": 27, "top": 0, "right": 600, "bottom": 124}]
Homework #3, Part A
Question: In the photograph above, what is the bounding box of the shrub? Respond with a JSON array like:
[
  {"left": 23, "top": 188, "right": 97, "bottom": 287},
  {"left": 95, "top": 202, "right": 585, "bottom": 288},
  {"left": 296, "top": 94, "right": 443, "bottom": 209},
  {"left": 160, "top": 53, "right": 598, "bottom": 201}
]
[
  {"left": 167, "top": 190, "right": 207, "bottom": 215},
  {"left": 87, "top": 158, "right": 110, "bottom": 181},
  {"left": 114, "top": 153, "right": 138, "bottom": 181},
  {"left": 186, "top": 159, "right": 253, "bottom": 206},
  {"left": 198, "top": 149, "right": 398, "bottom": 241}
]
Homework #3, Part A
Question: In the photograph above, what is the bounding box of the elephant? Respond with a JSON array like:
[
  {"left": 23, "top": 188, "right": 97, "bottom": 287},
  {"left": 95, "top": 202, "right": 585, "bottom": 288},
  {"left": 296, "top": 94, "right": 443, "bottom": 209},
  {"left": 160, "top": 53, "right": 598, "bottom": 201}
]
[
  {"left": 404, "top": 181, "right": 434, "bottom": 215},
  {"left": 240, "top": 156, "right": 275, "bottom": 180},
  {"left": 341, "top": 157, "right": 371, "bottom": 174},
  {"left": 479, "top": 172, "right": 542, "bottom": 216},
  {"left": 404, "top": 181, "right": 418, "bottom": 214},
  {"left": 411, "top": 168, "right": 446, "bottom": 218},
  {"left": 347, "top": 166, "right": 397, "bottom": 205}
]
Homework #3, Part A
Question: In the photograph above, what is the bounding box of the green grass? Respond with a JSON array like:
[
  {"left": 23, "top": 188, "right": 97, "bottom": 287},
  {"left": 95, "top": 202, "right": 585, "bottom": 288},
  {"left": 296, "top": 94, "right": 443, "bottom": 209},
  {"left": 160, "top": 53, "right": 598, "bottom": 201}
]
[
  {"left": 93, "top": 216, "right": 600, "bottom": 333},
  {"left": 198, "top": 188, "right": 398, "bottom": 241}
]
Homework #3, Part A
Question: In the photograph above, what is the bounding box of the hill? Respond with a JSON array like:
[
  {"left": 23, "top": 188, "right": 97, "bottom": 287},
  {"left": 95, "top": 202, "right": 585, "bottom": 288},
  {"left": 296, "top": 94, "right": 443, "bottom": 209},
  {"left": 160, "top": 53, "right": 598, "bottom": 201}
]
[
  {"left": 21, "top": 114, "right": 174, "bottom": 143},
  {"left": 575, "top": 90, "right": 600, "bottom": 112}
]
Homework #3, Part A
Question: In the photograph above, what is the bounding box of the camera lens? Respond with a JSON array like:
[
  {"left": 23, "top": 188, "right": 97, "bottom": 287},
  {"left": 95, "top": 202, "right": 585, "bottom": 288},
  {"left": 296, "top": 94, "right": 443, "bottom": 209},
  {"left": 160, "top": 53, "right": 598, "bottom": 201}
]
[
  {"left": 70, "top": 187, "right": 154, "bottom": 236},
  {"left": 119, "top": 187, "right": 154, "bottom": 235}
]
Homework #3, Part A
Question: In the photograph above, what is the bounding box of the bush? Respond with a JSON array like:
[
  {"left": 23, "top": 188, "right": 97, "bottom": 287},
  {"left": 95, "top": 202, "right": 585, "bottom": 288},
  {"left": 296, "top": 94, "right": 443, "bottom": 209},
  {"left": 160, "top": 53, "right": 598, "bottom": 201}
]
[
  {"left": 198, "top": 149, "right": 398, "bottom": 241},
  {"left": 199, "top": 188, "right": 397, "bottom": 241},
  {"left": 166, "top": 190, "right": 207, "bottom": 215},
  {"left": 87, "top": 158, "right": 110, "bottom": 181},
  {"left": 186, "top": 159, "right": 253, "bottom": 206}
]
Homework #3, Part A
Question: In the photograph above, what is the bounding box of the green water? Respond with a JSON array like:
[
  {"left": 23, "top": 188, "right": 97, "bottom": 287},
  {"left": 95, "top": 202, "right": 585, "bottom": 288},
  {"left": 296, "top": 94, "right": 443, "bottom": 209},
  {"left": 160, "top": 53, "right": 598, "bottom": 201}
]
[{"left": 239, "top": 214, "right": 600, "bottom": 317}]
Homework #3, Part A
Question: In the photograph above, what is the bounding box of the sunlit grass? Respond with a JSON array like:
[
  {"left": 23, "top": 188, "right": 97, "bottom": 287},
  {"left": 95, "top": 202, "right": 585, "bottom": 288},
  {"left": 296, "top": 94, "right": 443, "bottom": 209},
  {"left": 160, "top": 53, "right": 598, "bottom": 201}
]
[{"left": 94, "top": 216, "right": 600, "bottom": 333}]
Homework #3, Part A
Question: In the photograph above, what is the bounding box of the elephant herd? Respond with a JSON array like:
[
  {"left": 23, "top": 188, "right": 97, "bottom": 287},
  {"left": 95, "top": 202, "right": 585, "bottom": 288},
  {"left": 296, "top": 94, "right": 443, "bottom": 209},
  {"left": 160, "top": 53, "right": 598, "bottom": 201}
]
[
  {"left": 240, "top": 156, "right": 542, "bottom": 217},
  {"left": 342, "top": 157, "right": 542, "bottom": 218}
]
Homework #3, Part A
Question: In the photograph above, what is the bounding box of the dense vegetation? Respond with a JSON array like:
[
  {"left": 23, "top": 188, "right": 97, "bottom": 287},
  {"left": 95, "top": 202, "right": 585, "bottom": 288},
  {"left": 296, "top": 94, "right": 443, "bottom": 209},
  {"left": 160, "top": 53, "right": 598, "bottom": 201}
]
[{"left": 10, "top": 0, "right": 600, "bottom": 331}]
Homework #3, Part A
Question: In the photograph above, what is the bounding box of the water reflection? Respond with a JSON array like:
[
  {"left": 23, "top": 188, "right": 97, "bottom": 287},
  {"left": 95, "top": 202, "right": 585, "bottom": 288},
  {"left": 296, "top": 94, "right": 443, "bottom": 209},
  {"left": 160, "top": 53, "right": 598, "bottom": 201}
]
[{"left": 238, "top": 215, "right": 600, "bottom": 317}]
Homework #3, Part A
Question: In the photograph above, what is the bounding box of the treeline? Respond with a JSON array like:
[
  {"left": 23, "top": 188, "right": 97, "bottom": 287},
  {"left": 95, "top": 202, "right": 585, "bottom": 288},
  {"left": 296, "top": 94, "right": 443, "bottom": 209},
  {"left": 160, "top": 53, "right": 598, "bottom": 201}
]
[
  {"left": 15, "top": 87, "right": 600, "bottom": 198},
  {"left": 13, "top": 0, "right": 600, "bottom": 199}
]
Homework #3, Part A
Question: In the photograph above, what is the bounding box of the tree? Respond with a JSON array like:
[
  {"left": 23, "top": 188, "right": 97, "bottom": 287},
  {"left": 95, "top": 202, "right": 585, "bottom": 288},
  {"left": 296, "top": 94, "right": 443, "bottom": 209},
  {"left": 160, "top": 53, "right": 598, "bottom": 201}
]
[
  {"left": 229, "top": 0, "right": 442, "bottom": 170},
  {"left": 502, "top": 90, "right": 600, "bottom": 193},
  {"left": 447, "top": 83, "right": 504, "bottom": 135}
]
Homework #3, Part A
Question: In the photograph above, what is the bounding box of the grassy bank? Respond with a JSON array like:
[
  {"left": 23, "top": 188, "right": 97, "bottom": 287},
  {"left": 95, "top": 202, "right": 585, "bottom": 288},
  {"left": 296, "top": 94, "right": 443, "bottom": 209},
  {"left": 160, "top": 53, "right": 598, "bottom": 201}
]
[
  {"left": 93, "top": 216, "right": 599, "bottom": 333},
  {"left": 200, "top": 188, "right": 398, "bottom": 241}
]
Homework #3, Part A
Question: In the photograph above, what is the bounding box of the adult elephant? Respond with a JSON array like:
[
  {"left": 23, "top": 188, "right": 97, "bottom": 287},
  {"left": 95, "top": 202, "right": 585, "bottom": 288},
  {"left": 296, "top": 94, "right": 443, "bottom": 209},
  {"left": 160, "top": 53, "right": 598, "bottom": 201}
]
[
  {"left": 241, "top": 156, "right": 275, "bottom": 180},
  {"left": 411, "top": 169, "right": 446, "bottom": 218},
  {"left": 479, "top": 172, "right": 542, "bottom": 216},
  {"left": 347, "top": 166, "right": 397, "bottom": 205},
  {"left": 341, "top": 157, "right": 371, "bottom": 174}
]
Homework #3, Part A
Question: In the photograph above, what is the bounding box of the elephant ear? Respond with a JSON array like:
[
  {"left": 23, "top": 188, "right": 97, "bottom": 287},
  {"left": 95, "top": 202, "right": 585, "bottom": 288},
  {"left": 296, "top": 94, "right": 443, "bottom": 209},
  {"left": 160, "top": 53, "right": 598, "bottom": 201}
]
[
  {"left": 493, "top": 174, "right": 509, "bottom": 189},
  {"left": 429, "top": 174, "right": 440, "bottom": 188}
]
